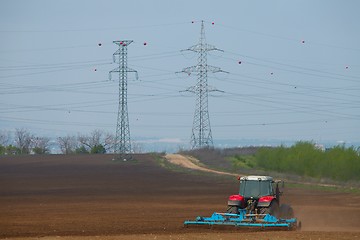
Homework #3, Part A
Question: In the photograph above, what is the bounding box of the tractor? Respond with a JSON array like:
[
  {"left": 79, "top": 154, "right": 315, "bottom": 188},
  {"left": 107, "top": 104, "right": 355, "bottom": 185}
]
[
  {"left": 227, "top": 175, "right": 294, "bottom": 219},
  {"left": 184, "top": 175, "right": 299, "bottom": 230}
]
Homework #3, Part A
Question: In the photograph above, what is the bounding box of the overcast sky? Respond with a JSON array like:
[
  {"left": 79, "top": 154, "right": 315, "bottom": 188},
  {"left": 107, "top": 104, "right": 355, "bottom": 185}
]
[{"left": 1, "top": 0, "right": 359, "bottom": 147}]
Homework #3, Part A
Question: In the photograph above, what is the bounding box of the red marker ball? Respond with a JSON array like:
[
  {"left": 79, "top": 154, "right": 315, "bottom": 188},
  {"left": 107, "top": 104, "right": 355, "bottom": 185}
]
[
  {"left": 238, "top": 61, "right": 242, "bottom": 64},
  {"left": 212, "top": 22, "right": 215, "bottom": 25},
  {"left": 143, "top": 42, "right": 147, "bottom": 46}
]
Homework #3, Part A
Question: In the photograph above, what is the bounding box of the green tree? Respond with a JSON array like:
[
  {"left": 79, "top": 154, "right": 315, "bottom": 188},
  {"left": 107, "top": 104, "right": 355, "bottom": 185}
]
[
  {"left": 90, "top": 144, "right": 106, "bottom": 154},
  {"left": 255, "top": 141, "right": 360, "bottom": 182},
  {"left": 6, "top": 145, "right": 21, "bottom": 155},
  {"left": 0, "top": 145, "right": 5, "bottom": 155},
  {"left": 75, "top": 146, "right": 89, "bottom": 154},
  {"left": 33, "top": 147, "right": 48, "bottom": 155}
]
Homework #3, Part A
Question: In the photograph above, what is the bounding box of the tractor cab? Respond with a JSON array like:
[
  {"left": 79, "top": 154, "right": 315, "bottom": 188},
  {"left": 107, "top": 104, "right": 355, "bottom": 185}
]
[
  {"left": 227, "top": 175, "right": 283, "bottom": 216},
  {"left": 239, "top": 175, "right": 276, "bottom": 199}
]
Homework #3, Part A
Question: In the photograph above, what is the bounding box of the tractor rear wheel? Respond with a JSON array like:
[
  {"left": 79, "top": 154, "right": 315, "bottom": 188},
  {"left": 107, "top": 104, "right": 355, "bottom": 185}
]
[
  {"left": 279, "top": 204, "right": 294, "bottom": 219},
  {"left": 260, "top": 201, "right": 280, "bottom": 218}
]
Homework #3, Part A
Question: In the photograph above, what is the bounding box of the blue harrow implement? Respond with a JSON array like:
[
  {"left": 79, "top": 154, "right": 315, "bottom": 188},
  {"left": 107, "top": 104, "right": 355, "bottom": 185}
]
[
  {"left": 184, "top": 175, "right": 300, "bottom": 230},
  {"left": 184, "top": 209, "right": 299, "bottom": 230}
]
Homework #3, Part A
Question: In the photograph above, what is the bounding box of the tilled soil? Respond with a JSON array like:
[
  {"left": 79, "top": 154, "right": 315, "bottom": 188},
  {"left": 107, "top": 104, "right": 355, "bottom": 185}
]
[{"left": 0, "top": 154, "right": 359, "bottom": 240}]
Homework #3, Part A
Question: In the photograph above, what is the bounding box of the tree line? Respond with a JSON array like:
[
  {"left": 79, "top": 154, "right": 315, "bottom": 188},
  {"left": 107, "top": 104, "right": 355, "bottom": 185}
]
[
  {"left": 254, "top": 141, "right": 360, "bottom": 182},
  {"left": 0, "top": 129, "right": 115, "bottom": 155}
]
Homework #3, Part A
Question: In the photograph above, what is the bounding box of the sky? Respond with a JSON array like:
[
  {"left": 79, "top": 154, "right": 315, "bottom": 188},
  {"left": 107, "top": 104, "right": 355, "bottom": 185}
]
[{"left": 0, "top": 0, "right": 359, "bottom": 148}]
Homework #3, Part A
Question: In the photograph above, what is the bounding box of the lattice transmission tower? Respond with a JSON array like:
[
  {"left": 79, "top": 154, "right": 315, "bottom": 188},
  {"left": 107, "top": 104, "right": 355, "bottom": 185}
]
[
  {"left": 109, "top": 40, "right": 138, "bottom": 159},
  {"left": 179, "top": 21, "right": 225, "bottom": 149}
]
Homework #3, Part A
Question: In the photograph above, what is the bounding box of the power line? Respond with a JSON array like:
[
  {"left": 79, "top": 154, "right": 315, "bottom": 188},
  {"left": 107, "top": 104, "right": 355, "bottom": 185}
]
[{"left": 216, "top": 21, "right": 360, "bottom": 52}]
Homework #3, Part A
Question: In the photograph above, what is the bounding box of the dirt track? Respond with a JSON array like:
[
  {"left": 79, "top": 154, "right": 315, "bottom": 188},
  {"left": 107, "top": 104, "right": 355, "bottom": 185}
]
[
  {"left": 1, "top": 154, "right": 360, "bottom": 240},
  {"left": 164, "top": 154, "right": 237, "bottom": 176}
]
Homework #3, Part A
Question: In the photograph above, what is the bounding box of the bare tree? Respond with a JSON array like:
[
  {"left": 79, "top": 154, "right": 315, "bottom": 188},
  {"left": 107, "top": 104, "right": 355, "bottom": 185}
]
[
  {"left": 103, "top": 132, "right": 115, "bottom": 152},
  {"left": 14, "top": 128, "right": 34, "bottom": 154},
  {"left": 0, "top": 130, "right": 11, "bottom": 146},
  {"left": 78, "top": 129, "right": 114, "bottom": 153},
  {"left": 57, "top": 135, "right": 77, "bottom": 154},
  {"left": 32, "top": 136, "right": 50, "bottom": 154},
  {"left": 78, "top": 130, "right": 99, "bottom": 150}
]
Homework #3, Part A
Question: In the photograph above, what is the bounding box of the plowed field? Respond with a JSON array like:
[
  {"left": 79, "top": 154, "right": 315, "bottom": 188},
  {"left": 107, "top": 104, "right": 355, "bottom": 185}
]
[{"left": 1, "top": 154, "right": 359, "bottom": 240}]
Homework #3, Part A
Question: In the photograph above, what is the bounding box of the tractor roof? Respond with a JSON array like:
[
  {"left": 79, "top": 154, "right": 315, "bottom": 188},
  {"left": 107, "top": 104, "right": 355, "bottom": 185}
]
[{"left": 240, "top": 175, "right": 273, "bottom": 181}]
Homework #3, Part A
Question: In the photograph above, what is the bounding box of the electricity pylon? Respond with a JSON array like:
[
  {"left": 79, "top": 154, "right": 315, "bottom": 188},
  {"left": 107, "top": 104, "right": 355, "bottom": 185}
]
[
  {"left": 109, "top": 40, "right": 138, "bottom": 159},
  {"left": 179, "top": 20, "right": 225, "bottom": 149}
]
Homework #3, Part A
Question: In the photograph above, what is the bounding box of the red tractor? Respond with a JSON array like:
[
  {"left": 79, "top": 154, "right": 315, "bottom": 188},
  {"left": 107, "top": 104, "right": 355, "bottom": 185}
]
[
  {"left": 227, "top": 175, "right": 294, "bottom": 219},
  {"left": 184, "top": 175, "right": 298, "bottom": 229}
]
